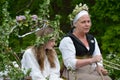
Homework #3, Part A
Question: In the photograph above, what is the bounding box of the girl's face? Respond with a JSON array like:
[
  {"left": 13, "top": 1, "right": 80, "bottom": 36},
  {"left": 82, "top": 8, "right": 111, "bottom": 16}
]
[
  {"left": 75, "top": 14, "right": 91, "bottom": 34},
  {"left": 46, "top": 39, "right": 55, "bottom": 49}
]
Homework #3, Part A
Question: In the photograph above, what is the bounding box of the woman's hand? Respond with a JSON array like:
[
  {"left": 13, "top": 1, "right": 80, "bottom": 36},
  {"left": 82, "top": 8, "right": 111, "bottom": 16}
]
[
  {"left": 96, "top": 66, "right": 108, "bottom": 75},
  {"left": 91, "top": 55, "right": 102, "bottom": 63}
]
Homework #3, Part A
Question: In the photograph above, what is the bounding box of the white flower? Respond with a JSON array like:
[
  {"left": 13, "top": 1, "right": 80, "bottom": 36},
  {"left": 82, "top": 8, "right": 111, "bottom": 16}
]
[
  {"left": 12, "top": 61, "right": 19, "bottom": 68},
  {"left": 31, "top": 15, "right": 38, "bottom": 21},
  {"left": 16, "top": 15, "right": 26, "bottom": 22}
]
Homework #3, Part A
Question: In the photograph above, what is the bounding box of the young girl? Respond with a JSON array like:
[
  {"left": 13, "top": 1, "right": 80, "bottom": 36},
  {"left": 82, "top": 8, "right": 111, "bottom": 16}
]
[{"left": 21, "top": 27, "right": 63, "bottom": 80}]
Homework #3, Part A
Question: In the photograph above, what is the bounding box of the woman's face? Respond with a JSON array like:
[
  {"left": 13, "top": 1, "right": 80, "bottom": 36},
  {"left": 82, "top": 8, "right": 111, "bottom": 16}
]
[{"left": 75, "top": 14, "right": 91, "bottom": 34}]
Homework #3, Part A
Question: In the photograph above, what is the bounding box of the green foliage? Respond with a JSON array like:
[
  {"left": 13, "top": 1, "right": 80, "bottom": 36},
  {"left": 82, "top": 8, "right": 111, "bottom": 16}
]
[
  {"left": 102, "top": 25, "right": 120, "bottom": 54},
  {"left": 101, "top": 25, "right": 120, "bottom": 79},
  {"left": 90, "top": 0, "right": 120, "bottom": 35},
  {"left": 0, "top": 0, "right": 63, "bottom": 79},
  {"left": 8, "top": 0, "right": 42, "bottom": 16},
  {"left": 0, "top": 1, "right": 26, "bottom": 79},
  {"left": 92, "top": 0, "right": 120, "bottom": 22},
  {"left": 90, "top": 1, "right": 120, "bottom": 79}
]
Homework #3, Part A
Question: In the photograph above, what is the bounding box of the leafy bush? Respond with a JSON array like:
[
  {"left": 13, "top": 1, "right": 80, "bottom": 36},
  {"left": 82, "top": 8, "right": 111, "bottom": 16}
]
[
  {"left": 101, "top": 25, "right": 120, "bottom": 80},
  {"left": 0, "top": 0, "right": 63, "bottom": 80}
]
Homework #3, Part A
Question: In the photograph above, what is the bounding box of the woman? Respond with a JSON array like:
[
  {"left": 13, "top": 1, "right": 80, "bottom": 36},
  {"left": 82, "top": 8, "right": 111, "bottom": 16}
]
[
  {"left": 21, "top": 31, "right": 63, "bottom": 80},
  {"left": 59, "top": 3, "right": 112, "bottom": 80}
]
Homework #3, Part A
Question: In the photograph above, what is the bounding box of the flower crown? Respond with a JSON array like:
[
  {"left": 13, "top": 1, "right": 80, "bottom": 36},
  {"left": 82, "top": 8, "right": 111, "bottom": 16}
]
[
  {"left": 15, "top": 14, "right": 61, "bottom": 46},
  {"left": 35, "top": 15, "right": 62, "bottom": 45},
  {"left": 68, "top": 3, "right": 89, "bottom": 21},
  {"left": 35, "top": 26, "right": 60, "bottom": 45}
]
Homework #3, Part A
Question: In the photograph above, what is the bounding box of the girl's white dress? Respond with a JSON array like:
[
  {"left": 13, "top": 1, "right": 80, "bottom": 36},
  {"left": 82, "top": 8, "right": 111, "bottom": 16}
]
[{"left": 21, "top": 48, "right": 62, "bottom": 80}]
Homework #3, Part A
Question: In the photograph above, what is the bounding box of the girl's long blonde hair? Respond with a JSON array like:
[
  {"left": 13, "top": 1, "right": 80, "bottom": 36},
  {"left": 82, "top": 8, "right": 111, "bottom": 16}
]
[{"left": 32, "top": 43, "right": 56, "bottom": 71}]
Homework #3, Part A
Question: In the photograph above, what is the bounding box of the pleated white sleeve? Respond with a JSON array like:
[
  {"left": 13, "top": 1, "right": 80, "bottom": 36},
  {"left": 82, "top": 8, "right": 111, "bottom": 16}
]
[
  {"left": 92, "top": 38, "right": 103, "bottom": 67},
  {"left": 59, "top": 37, "right": 77, "bottom": 70}
]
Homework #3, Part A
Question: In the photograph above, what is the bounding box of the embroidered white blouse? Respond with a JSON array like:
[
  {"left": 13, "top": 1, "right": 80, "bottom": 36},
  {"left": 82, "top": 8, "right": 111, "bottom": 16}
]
[
  {"left": 59, "top": 37, "right": 103, "bottom": 70},
  {"left": 21, "top": 48, "right": 62, "bottom": 80}
]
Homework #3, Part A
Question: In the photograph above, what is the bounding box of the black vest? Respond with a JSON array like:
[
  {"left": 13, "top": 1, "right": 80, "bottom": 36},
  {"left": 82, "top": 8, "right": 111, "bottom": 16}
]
[{"left": 67, "top": 33, "right": 95, "bottom": 57}]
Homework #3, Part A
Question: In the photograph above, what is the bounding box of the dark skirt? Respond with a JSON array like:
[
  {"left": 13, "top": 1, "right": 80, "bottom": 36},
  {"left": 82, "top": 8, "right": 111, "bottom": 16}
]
[{"left": 62, "top": 65, "right": 112, "bottom": 80}]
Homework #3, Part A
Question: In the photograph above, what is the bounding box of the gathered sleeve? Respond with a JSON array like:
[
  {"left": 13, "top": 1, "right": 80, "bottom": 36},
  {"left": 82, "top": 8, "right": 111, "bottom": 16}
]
[
  {"left": 92, "top": 38, "right": 103, "bottom": 67},
  {"left": 21, "top": 48, "right": 46, "bottom": 80},
  {"left": 59, "top": 37, "right": 77, "bottom": 70}
]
